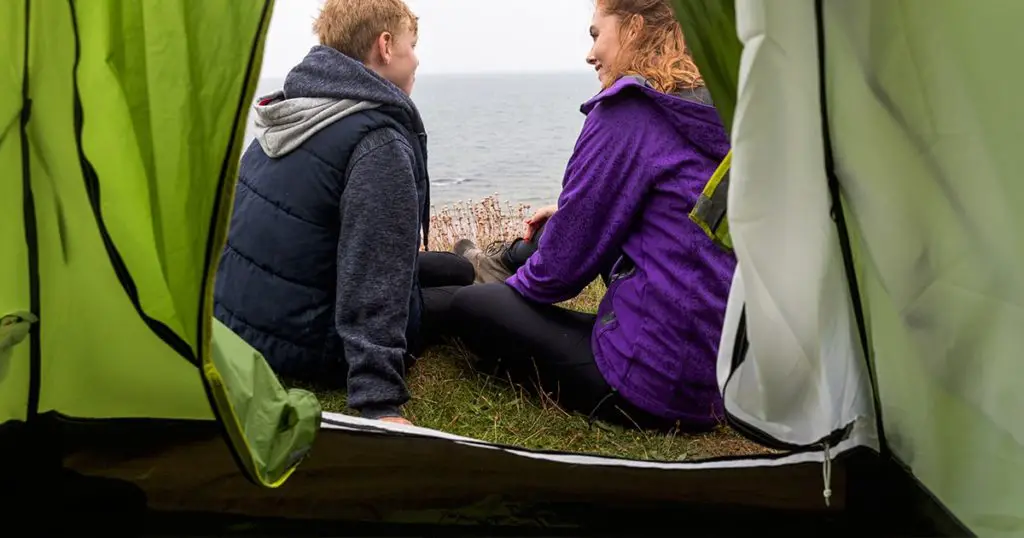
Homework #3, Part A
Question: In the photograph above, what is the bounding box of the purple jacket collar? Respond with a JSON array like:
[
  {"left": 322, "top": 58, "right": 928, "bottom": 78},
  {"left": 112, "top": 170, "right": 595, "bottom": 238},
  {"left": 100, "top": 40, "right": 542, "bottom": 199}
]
[{"left": 581, "top": 75, "right": 650, "bottom": 113}]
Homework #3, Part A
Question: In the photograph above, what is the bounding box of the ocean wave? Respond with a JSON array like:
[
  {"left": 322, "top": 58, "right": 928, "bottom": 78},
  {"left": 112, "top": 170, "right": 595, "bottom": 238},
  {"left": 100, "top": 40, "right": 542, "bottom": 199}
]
[{"left": 431, "top": 177, "right": 473, "bottom": 187}]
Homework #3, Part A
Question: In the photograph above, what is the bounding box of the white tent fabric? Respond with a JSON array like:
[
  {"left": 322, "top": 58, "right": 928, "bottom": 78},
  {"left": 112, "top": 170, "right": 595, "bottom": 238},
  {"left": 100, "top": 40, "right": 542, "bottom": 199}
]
[
  {"left": 722, "top": 0, "right": 1024, "bottom": 535},
  {"left": 718, "top": 0, "right": 876, "bottom": 450},
  {"left": 320, "top": 411, "right": 866, "bottom": 471}
]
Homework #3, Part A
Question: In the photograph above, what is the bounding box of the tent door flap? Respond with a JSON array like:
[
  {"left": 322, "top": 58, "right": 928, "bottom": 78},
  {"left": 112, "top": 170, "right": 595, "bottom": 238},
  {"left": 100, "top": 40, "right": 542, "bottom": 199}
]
[{"left": 723, "top": 306, "right": 856, "bottom": 452}]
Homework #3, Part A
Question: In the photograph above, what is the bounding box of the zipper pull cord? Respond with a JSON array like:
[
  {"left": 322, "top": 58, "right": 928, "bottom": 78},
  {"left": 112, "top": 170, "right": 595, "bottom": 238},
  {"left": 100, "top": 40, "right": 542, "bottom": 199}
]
[{"left": 821, "top": 441, "right": 833, "bottom": 507}]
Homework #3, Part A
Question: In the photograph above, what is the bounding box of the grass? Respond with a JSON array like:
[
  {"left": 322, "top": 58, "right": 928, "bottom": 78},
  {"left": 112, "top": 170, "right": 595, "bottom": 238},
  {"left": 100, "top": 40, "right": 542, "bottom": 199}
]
[{"left": 300, "top": 196, "right": 774, "bottom": 462}]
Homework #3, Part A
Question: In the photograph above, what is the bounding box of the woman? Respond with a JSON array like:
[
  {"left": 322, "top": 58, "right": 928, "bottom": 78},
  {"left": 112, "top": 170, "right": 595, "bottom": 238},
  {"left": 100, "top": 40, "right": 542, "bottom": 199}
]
[{"left": 448, "top": 0, "right": 736, "bottom": 431}]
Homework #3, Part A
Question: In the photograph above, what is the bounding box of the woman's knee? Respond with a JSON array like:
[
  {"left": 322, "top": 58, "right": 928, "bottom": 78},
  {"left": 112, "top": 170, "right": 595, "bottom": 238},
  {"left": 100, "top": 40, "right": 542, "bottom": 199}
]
[
  {"left": 418, "top": 251, "right": 475, "bottom": 287},
  {"left": 445, "top": 253, "right": 476, "bottom": 285}
]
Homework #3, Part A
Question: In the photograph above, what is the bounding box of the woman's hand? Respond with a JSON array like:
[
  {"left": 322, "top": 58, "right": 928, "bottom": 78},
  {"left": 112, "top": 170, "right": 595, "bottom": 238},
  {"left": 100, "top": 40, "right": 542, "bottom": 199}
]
[{"left": 524, "top": 204, "right": 558, "bottom": 242}]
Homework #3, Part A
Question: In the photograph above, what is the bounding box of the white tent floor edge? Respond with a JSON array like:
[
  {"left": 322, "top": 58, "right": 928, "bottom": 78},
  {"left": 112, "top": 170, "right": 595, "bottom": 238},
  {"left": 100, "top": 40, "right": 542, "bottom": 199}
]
[{"left": 321, "top": 411, "right": 878, "bottom": 470}]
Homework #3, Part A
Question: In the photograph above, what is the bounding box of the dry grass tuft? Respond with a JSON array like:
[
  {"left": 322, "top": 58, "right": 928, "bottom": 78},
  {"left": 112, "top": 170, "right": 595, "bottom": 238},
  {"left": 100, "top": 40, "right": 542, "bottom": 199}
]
[{"left": 427, "top": 195, "right": 532, "bottom": 252}]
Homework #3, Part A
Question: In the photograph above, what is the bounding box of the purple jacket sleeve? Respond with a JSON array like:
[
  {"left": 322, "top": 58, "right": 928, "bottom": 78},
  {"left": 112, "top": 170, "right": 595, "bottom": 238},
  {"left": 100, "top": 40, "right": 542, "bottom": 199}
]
[{"left": 506, "top": 95, "right": 656, "bottom": 303}]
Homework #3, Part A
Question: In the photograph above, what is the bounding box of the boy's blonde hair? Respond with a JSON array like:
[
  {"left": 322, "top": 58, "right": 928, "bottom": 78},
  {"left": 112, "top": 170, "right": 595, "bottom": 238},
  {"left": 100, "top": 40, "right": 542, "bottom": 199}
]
[{"left": 313, "top": 0, "right": 418, "bottom": 61}]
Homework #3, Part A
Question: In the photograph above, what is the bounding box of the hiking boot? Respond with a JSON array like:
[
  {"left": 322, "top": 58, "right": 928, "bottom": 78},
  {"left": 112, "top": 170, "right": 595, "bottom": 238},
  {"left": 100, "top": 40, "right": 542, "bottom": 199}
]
[
  {"left": 453, "top": 238, "right": 515, "bottom": 284},
  {"left": 453, "top": 238, "right": 477, "bottom": 257}
]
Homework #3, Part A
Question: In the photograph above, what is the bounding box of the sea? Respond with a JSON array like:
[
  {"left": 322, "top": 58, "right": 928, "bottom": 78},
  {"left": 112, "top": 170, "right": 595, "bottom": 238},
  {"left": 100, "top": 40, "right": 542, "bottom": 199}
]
[{"left": 244, "top": 72, "right": 601, "bottom": 208}]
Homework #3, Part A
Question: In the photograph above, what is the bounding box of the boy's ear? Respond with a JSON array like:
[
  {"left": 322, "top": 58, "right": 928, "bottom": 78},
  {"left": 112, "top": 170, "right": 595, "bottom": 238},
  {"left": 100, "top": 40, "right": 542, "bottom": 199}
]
[{"left": 377, "top": 31, "right": 394, "bottom": 65}]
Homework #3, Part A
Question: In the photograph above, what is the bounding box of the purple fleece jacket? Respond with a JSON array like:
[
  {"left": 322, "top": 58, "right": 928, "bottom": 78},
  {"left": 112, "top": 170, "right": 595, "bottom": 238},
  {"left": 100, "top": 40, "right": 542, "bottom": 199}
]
[{"left": 506, "top": 77, "right": 736, "bottom": 428}]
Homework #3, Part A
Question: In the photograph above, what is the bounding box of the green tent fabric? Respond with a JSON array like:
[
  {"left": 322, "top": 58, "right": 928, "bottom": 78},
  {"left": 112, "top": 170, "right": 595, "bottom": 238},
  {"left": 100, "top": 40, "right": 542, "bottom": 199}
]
[
  {"left": 671, "top": 0, "right": 742, "bottom": 252},
  {"left": 827, "top": 1, "right": 1024, "bottom": 532},
  {"left": 698, "top": 0, "right": 1024, "bottom": 536},
  {"left": 1, "top": 0, "right": 319, "bottom": 487},
  {"left": 670, "top": 0, "right": 742, "bottom": 133}
]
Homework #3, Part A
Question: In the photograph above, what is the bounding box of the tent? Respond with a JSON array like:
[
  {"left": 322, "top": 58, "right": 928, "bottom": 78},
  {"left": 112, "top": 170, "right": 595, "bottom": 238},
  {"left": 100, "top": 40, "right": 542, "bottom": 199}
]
[
  {"left": 2, "top": 0, "right": 1019, "bottom": 535},
  {"left": 678, "top": 0, "right": 1024, "bottom": 535}
]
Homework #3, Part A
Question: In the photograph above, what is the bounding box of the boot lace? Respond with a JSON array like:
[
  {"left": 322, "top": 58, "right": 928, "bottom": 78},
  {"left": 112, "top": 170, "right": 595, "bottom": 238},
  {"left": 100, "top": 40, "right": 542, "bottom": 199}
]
[{"left": 483, "top": 241, "right": 511, "bottom": 257}]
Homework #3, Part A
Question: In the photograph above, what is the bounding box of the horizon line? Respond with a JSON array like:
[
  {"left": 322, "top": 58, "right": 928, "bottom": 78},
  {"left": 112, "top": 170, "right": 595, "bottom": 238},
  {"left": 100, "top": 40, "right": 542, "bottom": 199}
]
[{"left": 259, "top": 68, "right": 594, "bottom": 79}]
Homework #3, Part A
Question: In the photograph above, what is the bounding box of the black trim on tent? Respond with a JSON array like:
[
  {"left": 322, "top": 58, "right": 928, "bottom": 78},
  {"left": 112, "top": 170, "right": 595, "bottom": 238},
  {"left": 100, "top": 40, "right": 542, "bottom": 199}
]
[
  {"left": 202, "top": 0, "right": 274, "bottom": 327},
  {"left": 64, "top": 0, "right": 274, "bottom": 488},
  {"left": 812, "top": 0, "right": 886, "bottom": 455},
  {"left": 812, "top": 1, "right": 971, "bottom": 536},
  {"left": 13, "top": 0, "right": 63, "bottom": 505},
  {"left": 20, "top": 0, "right": 42, "bottom": 420},
  {"left": 66, "top": 1, "right": 199, "bottom": 367},
  {"left": 194, "top": 0, "right": 275, "bottom": 487},
  {"left": 721, "top": 309, "right": 853, "bottom": 452}
]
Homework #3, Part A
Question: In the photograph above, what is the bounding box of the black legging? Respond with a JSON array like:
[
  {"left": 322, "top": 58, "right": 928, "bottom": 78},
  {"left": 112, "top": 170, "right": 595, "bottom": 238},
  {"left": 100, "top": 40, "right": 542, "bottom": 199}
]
[
  {"left": 451, "top": 284, "right": 674, "bottom": 430},
  {"left": 424, "top": 236, "right": 673, "bottom": 430},
  {"left": 415, "top": 251, "right": 476, "bottom": 353}
]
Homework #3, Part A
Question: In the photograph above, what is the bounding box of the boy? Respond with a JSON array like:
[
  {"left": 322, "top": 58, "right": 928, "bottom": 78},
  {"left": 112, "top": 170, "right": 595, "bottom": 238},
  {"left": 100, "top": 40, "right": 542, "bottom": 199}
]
[{"left": 214, "top": 0, "right": 426, "bottom": 426}]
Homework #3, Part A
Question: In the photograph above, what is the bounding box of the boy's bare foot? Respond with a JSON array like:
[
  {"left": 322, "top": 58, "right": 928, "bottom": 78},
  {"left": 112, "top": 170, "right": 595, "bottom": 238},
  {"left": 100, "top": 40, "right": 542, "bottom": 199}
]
[{"left": 379, "top": 416, "right": 413, "bottom": 426}]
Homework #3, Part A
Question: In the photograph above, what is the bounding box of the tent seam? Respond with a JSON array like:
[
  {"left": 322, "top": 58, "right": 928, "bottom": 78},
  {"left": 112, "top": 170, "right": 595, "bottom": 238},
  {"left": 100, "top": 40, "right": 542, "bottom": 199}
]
[
  {"left": 21, "top": 0, "right": 42, "bottom": 420},
  {"left": 812, "top": 0, "right": 888, "bottom": 457},
  {"left": 194, "top": 0, "right": 279, "bottom": 488},
  {"left": 65, "top": 0, "right": 199, "bottom": 367}
]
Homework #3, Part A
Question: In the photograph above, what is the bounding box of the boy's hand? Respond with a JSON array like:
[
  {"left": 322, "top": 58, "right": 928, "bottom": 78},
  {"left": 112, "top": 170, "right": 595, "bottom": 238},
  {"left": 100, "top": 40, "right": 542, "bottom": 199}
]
[
  {"left": 379, "top": 416, "right": 413, "bottom": 426},
  {"left": 524, "top": 204, "right": 558, "bottom": 242}
]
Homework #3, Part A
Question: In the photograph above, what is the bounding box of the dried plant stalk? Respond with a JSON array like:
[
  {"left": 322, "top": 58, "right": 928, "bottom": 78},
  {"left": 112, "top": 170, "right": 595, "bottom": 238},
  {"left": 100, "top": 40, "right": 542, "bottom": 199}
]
[{"left": 424, "top": 194, "right": 531, "bottom": 252}]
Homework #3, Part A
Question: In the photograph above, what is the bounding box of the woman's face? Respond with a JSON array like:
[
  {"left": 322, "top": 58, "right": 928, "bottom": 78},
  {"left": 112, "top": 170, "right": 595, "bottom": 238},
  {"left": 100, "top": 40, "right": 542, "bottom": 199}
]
[{"left": 587, "top": 8, "right": 622, "bottom": 86}]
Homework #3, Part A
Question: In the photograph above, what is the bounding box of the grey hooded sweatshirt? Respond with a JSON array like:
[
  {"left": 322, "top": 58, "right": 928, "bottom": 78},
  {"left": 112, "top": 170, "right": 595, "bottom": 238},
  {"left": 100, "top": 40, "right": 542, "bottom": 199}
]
[{"left": 216, "top": 45, "right": 428, "bottom": 420}]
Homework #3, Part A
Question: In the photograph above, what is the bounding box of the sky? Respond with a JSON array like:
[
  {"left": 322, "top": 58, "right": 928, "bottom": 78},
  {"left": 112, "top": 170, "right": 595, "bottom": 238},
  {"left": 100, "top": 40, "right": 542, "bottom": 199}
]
[{"left": 260, "top": 0, "right": 597, "bottom": 77}]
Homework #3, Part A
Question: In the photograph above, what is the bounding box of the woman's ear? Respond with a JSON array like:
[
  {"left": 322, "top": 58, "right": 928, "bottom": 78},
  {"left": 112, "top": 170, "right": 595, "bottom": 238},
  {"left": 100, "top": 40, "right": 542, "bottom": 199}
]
[{"left": 623, "top": 14, "right": 644, "bottom": 41}]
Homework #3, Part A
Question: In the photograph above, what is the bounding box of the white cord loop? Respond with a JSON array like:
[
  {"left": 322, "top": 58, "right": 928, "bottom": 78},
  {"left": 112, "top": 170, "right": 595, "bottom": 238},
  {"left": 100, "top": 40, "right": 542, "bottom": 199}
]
[{"left": 821, "top": 441, "right": 833, "bottom": 507}]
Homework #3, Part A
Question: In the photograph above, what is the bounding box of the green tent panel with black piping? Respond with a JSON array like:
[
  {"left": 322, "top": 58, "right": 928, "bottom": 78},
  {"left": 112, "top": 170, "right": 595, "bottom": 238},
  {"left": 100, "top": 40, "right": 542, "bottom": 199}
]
[
  {"left": 1, "top": 0, "right": 319, "bottom": 488},
  {"left": 2, "top": 0, "right": 1022, "bottom": 536}
]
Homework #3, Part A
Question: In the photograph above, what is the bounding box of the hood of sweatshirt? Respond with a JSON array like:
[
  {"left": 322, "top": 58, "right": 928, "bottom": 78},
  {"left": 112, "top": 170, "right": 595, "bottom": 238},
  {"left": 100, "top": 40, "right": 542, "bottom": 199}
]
[{"left": 253, "top": 45, "right": 424, "bottom": 158}]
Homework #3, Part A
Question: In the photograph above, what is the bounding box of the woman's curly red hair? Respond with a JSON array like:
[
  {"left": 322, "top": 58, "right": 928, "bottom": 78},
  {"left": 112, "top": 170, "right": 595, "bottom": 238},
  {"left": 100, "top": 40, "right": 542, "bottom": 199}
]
[{"left": 599, "top": 0, "right": 703, "bottom": 94}]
